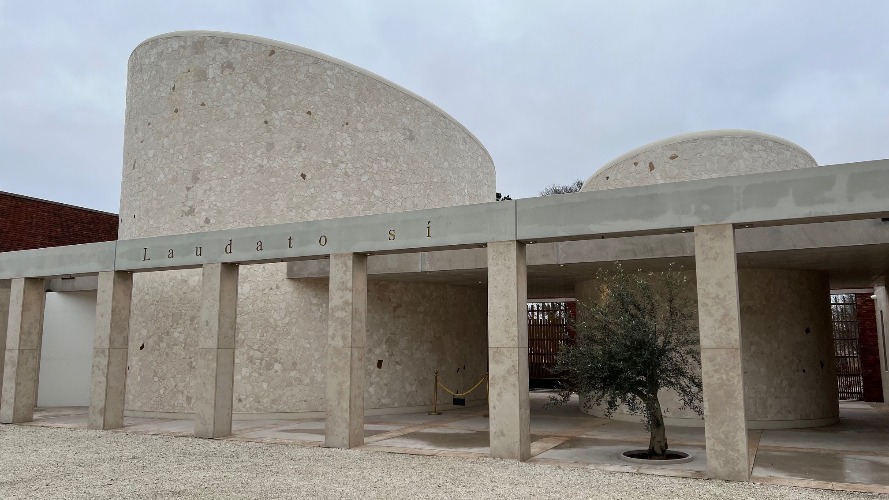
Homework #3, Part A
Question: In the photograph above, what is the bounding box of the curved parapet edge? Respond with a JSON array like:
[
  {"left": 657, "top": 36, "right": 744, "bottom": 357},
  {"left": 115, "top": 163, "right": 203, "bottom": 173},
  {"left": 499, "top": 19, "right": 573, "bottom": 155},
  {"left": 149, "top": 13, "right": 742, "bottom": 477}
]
[
  {"left": 584, "top": 129, "right": 817, "bottom": 189},
  {"left": 132, "top": 30, "right": 492, "bottom": 163}
]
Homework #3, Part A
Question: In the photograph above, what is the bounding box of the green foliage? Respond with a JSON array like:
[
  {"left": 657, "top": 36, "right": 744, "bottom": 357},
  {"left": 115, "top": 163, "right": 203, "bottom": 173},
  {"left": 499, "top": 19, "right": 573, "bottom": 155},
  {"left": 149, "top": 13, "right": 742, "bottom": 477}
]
[{"left": 551, "top": 263, "right": 703, "bottom": 434}]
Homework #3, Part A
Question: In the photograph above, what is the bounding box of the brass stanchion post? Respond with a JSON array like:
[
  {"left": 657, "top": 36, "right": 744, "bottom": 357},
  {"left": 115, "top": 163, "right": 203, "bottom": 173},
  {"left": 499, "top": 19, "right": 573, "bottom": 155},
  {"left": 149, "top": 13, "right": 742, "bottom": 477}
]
[{"left": 428, "top": 370, "right": 442, "bottom": 415}]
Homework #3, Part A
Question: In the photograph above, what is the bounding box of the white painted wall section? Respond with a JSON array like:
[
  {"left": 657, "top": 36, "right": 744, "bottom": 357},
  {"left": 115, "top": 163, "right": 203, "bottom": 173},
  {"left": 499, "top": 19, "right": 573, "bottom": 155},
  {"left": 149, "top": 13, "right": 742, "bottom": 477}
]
[{"left": 38, "top": 291, "right": 96, "bottom": 407}]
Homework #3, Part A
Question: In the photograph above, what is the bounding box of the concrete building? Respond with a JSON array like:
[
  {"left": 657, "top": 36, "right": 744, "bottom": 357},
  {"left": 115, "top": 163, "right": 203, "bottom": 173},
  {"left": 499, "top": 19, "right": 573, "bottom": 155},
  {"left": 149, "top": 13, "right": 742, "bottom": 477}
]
[
  {"left": 0, "top": 193, "right": 118, "bottom": 409},
  {"left": 2, "top": 31, "right": 889, "bottom": 482}
]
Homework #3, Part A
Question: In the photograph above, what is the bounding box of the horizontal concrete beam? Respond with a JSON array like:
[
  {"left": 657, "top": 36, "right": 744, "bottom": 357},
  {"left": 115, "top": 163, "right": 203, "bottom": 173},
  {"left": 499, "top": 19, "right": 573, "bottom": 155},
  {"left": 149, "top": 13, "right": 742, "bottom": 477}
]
[
  {"left": 1, "top": 160, "right": 888, "bottom": 279},
  {"left": 116, "top": 201, "right": 514, "bottom": 272},
  {"left": 288, "top": 218, "right": 889, "bottom": 279},
  {"left": 516, "top": 159, "right": 889, "bottom": 241},
  {"left": 0, "top": 242, "right": 116, "bottom": 280}
]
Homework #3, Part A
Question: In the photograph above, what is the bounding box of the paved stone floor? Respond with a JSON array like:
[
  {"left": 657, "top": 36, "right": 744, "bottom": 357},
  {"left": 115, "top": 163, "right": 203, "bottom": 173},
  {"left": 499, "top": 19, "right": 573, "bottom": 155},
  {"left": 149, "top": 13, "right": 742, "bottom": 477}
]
[{"left": 23, "top": 393, "right": 889, "bottom": 495}]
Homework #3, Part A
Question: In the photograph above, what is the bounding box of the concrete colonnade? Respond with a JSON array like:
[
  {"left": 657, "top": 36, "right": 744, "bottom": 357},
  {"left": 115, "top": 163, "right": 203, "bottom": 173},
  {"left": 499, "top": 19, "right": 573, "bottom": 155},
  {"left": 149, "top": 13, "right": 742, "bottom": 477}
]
[{"left": 0, "top": 229, "right": 752, "bottom": 481}]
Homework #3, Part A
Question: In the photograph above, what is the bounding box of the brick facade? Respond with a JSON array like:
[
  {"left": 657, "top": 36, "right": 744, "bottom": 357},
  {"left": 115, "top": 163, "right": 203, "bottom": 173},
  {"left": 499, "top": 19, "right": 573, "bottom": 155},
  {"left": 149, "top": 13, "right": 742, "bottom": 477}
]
[
  {"left": 0, "top": 192, "right": 118, "bottom": 252},
  {"left": 856, "top": 293, "right": 885, "bottom": 402}
]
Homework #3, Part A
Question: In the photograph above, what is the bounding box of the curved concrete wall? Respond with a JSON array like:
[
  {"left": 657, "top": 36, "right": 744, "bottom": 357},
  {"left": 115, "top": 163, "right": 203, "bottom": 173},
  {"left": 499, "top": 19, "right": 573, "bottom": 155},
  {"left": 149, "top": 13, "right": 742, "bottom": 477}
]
[
  {"left": 582, "top": 130, "right": 817, "bottom": 191},
  {"left": 576, "top": 269, "right": 838, "bottom": 428},
  {"left": 120, "top": 32, "right": 494, "bottom": 415}
]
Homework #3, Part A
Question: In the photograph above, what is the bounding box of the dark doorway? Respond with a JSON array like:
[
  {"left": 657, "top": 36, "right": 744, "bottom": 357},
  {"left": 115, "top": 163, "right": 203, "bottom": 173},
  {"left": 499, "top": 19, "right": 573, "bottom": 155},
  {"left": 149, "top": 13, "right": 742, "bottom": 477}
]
[{"left": 527, "top": 301, "right": 575, "bottom": 389}]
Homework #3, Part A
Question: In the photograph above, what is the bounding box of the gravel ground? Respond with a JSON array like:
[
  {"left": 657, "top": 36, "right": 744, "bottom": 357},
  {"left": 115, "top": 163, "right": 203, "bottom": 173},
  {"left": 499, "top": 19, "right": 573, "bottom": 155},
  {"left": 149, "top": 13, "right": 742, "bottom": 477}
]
[{"left": 0, "top": 425, "right": 883, "bottom": 500}]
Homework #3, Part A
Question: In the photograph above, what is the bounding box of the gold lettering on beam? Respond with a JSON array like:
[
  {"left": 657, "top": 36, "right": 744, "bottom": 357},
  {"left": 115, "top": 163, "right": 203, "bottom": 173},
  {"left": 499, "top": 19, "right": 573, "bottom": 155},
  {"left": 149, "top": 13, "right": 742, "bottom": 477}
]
[
  {"left": 224, "top": 239, "right": 233, "bottom": 254},
  {"left": 319, "top": 235, "right": 327, "bottom": 246},
  {"left": 142, "top": 248, "right": 151, "bottom": 261},
  {"left": 388, "top": 229, "right": 396, "bottom": 241},
  {"left": 426, "top": 221, "right": 431, "bottom": 238},
  {"left": 167, "top": 249, "right": 174, "bottom": 259},
  {"left": 256, "top": 240, "right": 263, "bottom": 252},
  {"left": 195, "top": 246, "right": 203, "bottom": 257}
]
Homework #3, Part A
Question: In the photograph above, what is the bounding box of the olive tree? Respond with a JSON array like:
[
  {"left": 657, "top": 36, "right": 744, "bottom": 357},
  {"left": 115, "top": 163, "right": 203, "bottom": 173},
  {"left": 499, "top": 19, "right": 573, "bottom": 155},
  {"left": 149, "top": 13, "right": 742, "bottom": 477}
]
[{"left": 551, "top": 263, "right": 703, "bottom": 458}]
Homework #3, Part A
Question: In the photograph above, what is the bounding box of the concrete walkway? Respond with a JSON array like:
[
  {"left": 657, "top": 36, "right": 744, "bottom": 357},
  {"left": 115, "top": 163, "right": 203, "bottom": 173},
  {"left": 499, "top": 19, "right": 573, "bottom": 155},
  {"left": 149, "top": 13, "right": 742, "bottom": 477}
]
[{"left": 21, "top": 394, "right": 889, "bottom": 495}]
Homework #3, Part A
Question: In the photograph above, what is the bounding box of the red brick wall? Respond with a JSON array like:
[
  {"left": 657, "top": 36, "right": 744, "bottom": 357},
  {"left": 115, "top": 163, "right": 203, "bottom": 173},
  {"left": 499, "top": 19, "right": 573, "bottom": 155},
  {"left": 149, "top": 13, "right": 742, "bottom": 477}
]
[
  {"left": 0, "top": 192, "right": 118, "bottom": 252},
  {"left": 856, "top": 293, "right": 884, "bottom": 402}
]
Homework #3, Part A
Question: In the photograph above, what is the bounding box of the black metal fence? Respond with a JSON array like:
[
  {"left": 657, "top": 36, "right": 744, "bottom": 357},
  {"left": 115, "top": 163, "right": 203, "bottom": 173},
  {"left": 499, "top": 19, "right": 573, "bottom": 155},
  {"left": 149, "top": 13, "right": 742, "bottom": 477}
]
[{"left": 831, "top": 293, "right": 864, "bottom": 400}]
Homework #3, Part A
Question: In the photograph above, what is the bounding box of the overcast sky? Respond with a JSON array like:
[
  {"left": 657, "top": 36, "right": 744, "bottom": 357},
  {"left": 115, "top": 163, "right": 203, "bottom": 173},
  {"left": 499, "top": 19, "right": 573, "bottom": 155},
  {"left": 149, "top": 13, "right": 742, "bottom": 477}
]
[{"left": 1, "top": 1, "right": 887, "bottom": 213}]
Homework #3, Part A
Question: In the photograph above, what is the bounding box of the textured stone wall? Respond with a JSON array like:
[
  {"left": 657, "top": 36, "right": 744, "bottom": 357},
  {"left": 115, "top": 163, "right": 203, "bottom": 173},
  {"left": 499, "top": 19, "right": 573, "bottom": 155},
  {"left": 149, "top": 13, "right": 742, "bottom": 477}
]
[
  {"left": 576, "top": 269, "right": 838, "bottom": 428},
  {"left": 366, "top": 282, "right": 488, "bottom": 408},
  {"left": 740, "top": 269, "right": 836, "bottom": 424},
  {"left": 582, "top": 130, "right": 817, "bottom": 191},
  {"left": 120, "top": 32, "right": 493, "bottom": 237},
  {"left": 120, "top": 32, "right": 494, "bottom": 415}
]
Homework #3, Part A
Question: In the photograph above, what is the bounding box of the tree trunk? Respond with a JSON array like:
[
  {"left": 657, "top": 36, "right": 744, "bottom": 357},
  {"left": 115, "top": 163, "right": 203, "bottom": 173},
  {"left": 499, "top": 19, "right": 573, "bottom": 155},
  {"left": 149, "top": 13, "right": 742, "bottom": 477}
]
[{"left": 646, "top": 397, "right": 668, "bottom": 458}]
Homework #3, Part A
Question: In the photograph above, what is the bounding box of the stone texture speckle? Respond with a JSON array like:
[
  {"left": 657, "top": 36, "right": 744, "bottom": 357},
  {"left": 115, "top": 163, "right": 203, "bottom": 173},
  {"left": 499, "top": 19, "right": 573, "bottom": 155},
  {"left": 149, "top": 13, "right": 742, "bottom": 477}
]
[{"left": 119, "top": 32, "right": 494, "bottom": 416}]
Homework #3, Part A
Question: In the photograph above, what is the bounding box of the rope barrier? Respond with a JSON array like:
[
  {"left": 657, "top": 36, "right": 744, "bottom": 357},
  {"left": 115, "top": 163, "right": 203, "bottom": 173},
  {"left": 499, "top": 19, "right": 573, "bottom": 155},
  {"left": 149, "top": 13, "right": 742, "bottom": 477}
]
[
  {"left": 437, "top": 373, "right": 488, "bottom": 397},
  {"left": 428, "top": 370, "right": 488, "bottom": 415}
]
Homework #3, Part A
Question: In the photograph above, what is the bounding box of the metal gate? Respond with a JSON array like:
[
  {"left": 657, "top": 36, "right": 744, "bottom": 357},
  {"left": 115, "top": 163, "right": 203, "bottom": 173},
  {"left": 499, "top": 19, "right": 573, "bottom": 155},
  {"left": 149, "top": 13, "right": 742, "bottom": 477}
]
[
  {"left": 527, "top": 301, "right": 575, "bottom": 388},
  {"left": 831, "top": 293, "right": 864, "bottom": 400}
]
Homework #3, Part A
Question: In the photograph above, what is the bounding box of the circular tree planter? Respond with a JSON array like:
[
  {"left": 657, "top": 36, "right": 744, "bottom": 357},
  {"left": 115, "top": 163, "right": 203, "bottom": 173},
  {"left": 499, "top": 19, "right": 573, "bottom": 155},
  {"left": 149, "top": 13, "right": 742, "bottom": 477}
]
[{"left": 620, "top": 450, "right": 694, "bottom": 464}]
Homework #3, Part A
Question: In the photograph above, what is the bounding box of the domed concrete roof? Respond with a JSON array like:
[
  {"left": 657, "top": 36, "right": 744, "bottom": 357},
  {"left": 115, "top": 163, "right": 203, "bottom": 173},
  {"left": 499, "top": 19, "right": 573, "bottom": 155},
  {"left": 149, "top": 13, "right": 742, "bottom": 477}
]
[{"left": 582, "top": 130, "right": 817, "bottom": 192}]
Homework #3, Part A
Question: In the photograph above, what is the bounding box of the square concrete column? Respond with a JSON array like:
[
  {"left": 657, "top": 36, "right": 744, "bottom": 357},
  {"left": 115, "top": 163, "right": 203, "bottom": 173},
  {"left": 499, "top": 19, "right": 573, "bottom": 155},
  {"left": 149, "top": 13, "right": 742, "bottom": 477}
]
[
  {"left": 487, "top": 241, "right": 530, "bottom": 461},
  {"left": 694, "top": 224, "right": 749, "bottom": 481},
  {"left": 324, "top": 253, "right": 367, "bottom": 449},
  {"left": 194, "top": 263, "right": 238, "bottom": 439},
  {"left": 0, "top": 283, "right": 9, "bottom": 404},
  {"left": 88, "top": 271, "right": 132, "bottom": 430},
  {"left": 873, "top": 285, "right": 889, "bottom": 403},
  {"left": 1, "top": 278, "right": 46, "bottom": 424}
]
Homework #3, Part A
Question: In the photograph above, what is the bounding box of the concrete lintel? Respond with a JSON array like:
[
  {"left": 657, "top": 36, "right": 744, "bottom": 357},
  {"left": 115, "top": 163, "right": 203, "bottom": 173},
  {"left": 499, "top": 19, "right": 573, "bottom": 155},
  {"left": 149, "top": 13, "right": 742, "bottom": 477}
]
[
  {"left": 116, "top": 201, "right": 515, "bottom": 272},
  {"left": 4, "top": 160, "right": 889, "bottom": 280},
  {"left": 47, "top": 275, "right": 100, "bottom": 292},
  {"left": 287, "top": 247, "right": 489, "bottom": 279},
  {"left": 0, "top": 242, "right": 116, "bottom": 280},
  {"left": 286, "top": 218, "right": 889, "bottom": 282},
  {"left": 516, "top": 159, "right": 889, "bottom": 242}
]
